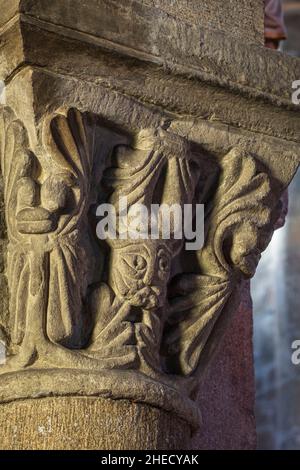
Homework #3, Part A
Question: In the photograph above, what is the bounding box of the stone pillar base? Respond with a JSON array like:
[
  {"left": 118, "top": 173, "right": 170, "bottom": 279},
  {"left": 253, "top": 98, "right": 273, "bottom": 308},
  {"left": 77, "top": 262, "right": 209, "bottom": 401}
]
[{"left": 0, "top": 397, "right": 191, "bottom": 450}]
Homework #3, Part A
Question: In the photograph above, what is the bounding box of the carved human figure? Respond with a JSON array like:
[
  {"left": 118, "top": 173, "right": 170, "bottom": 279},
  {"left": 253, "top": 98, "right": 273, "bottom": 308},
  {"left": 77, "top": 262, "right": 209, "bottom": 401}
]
[{"left": 89, "top": 128, "right": 201, "bottom": 374}]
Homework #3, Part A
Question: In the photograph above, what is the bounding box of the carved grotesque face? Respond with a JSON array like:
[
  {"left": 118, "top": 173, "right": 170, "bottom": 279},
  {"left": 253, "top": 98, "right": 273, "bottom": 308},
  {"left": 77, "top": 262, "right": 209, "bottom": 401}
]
[{"left": 110, "top": 242, "right": 172, "bottom": 310}]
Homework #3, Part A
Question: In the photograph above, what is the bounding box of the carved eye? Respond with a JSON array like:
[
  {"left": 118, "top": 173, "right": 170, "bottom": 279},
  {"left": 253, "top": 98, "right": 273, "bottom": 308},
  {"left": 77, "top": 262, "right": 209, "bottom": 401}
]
[
  {"left": 159, "top": 255, "right": 170, "bottom": 272},
  {"left": 132, "top": 255, "right": 147, "bottom": 271}
]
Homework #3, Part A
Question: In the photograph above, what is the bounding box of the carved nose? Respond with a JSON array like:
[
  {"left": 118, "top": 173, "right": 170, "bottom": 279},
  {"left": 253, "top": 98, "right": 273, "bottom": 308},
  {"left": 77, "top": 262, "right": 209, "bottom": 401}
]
[{"left": 144, "top": 266, "right": 155, "bottom": 285}]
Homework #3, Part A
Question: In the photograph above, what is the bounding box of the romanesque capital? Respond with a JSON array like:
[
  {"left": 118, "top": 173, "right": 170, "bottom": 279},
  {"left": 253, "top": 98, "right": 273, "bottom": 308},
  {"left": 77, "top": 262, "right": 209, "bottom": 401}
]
[
  {"left": 0, "top": 104, "right": 297, "bottom": 432},
  {"left": 0, "top": 0, "right": 299, "bottom": 450}
]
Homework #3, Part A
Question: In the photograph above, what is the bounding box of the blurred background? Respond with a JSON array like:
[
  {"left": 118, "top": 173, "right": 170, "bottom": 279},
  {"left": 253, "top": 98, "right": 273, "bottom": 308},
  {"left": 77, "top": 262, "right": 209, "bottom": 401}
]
[{"left": 253, "top": 0, "right": 300, "bottom": 450}]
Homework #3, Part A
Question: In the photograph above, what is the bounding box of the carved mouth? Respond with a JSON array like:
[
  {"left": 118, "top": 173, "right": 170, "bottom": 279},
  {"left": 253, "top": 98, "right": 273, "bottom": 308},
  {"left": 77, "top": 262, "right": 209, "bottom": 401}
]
[{"left": 127, "top": 286, "right": 164, "bottom": 310}]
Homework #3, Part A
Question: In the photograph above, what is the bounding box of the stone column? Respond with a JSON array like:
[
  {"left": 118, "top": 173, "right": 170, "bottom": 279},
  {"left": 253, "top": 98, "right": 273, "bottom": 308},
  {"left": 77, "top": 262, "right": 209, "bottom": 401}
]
[{"left": 0, "top": 0, "right": 299, "bottom": 450}]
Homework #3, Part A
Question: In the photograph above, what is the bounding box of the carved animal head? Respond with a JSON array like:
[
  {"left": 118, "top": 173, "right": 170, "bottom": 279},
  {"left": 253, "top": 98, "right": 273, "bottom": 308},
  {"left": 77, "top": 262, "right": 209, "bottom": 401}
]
[{"left": 109, "top": 241, "right": 172, "bottom": 310}]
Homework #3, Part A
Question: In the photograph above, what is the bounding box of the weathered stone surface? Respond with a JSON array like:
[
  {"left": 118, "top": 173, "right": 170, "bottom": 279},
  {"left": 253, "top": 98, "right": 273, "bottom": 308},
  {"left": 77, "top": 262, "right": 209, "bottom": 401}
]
[
  {"left": 0, "top": 397, "right": 191, "bottom": 450},
  {"left": 1, "top": 8, "right": 299, "bottom": 146},
  {"left": 0, "top": 0, "right": 265, "bottom": 44},
  {"left": 0, "top": 93, "right": 296, "bottom": 442},
  {"left": 0, "top": 0, "right": 299, "bottom": 451},
  {"left": 0, "top": 0, "right": 298, "bottom": 111},
  {"left": 0, "top": 21, "right": 23, "bottom": 81},
  {"left": 0, "top": 0, "right": 19, "bottom": 27}
]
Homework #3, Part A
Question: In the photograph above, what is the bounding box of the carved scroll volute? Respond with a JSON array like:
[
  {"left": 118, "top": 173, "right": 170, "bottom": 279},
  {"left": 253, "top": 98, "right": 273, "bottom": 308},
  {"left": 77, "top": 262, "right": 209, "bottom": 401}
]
[{"left": 163, "top": 148, "right": 279, "bottom": 381}]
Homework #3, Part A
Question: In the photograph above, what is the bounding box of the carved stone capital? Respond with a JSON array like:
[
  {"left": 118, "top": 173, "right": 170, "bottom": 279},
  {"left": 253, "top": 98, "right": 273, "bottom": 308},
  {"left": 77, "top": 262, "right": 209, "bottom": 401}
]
[
  {"left": 0, "top": 104, "right": 298, "bottom": 431},
  {"left": 0, "top": 3, "right": 299, "bottom": 449}
]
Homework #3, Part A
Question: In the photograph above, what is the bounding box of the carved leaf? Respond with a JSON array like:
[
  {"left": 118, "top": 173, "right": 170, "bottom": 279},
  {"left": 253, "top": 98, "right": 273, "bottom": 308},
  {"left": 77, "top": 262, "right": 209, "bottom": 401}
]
[
  {"left": 164, "top": 274, "right": 232, "bottom": 376},
  {"left": 0, "top": 107, "right": 129, "bottom": 356},
  {"left": 163, "top": 148, "right": 277, "bottom": 377},
  {"left": 0, "top": 108, "right": 40, "bottom": 344}
]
